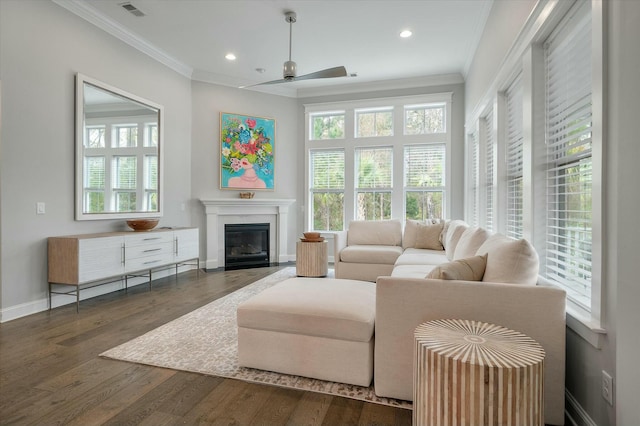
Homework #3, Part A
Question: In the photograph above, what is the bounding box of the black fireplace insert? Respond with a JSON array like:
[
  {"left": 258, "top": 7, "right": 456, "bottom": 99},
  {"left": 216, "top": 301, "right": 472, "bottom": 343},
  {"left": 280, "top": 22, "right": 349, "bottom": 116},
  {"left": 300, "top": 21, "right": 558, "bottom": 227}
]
[{"left": 224, "top": 223, "right": 270, "bottom": 270}]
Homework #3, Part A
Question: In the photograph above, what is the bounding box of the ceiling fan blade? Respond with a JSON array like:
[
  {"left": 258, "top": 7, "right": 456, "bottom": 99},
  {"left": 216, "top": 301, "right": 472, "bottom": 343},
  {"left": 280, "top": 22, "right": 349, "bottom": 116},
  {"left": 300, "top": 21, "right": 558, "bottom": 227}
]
[
  {"left": 239, "top": 78, "right": 288, "bottom": 88},
  {"left": 293, "top": 66, "right": 348, "bottom": 81}
]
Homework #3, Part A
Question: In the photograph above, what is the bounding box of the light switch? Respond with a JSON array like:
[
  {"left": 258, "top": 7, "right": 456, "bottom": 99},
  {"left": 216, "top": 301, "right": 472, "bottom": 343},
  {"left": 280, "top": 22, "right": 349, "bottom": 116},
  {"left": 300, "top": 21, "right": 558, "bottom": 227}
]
[{"left": 36, "top": 202, "right": 46, "bottom": 215}]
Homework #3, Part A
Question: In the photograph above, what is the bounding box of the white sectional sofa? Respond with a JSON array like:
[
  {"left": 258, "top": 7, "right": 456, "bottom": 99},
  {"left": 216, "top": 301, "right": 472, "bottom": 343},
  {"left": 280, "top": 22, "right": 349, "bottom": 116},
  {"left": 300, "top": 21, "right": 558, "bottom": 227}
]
[{"left": 334, "top": 219, "right": 567, "bottom": 426}]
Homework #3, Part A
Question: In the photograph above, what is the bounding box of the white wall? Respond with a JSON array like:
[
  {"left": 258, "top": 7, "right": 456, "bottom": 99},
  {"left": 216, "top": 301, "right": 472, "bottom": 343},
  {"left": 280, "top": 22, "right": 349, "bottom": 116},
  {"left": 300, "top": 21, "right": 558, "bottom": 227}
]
[
  {"left": 0, "top": 0, "right": 192, "bottom": 319},
  {"left": 465, "top": 0, "right": 640, "bottom": 424},
  {"left": 189, "top": 81, "right": 299, "bottom": 263}
]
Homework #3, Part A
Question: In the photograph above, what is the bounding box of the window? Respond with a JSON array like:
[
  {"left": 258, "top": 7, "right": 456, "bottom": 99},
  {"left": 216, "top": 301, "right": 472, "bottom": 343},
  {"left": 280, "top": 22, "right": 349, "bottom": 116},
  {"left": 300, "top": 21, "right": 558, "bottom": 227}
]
[
  {"left": 355, "top": 147, "right": 393, "bottom": 220},
  {"left": 83, "top": 156, "right": 105, "bottom": 213},
  {"left": 355, "top": 108, "right": 393, "bottom": 137},
  {"left": 145, "top": 155, "right": 158, "bottom": 210},
  {"left": 505, "top": 73, "right": 524, "bottom": 239},
  {"left": 467, "top": 131, "right": 479, "bottom": 226},
  {"left": 115, "top": 124, "right": 138, "bottom": 147},
  {"left": 310, "top": 149, "right": 345, "bottom": 231},
  {"left": 85, "top": 126, "right": 105, "bottom": 148},
  {"left": 310, "top": 112, "right": 345, "bottom": 140},
  {"left": 404, "top": 144, "right": 445, "bottom": 220},
  {"left": 405, "top": 104, "right": 445, "bottom": 135},
  {"left": 145, "top": 123, "right": 158, "bottom": 147},
  {"left": 483, "top": 109, "right": 496, "bottom": 231},
  {"left": 306, "top": 94, "right": 452, "bottom": 231},
  {"left": 113, "top": 156, "right": 137, "bottom": 212},
  {"left": 543, "top": 2, "right": 593, "bottom": 309}
]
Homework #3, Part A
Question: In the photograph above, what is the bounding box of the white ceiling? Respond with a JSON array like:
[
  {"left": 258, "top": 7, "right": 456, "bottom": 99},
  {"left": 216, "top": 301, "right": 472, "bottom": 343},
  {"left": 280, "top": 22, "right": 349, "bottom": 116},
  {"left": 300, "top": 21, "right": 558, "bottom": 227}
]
[{"left": 56, "top": 0, "right": 493, "bottom": 97}]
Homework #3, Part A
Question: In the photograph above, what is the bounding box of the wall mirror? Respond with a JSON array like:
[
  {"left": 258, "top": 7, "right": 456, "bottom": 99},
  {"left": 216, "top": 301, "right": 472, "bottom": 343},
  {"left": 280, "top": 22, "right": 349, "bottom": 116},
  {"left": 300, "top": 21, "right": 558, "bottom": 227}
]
[{"left": 75, "top": 73, "right": 163, "bottom": 220}]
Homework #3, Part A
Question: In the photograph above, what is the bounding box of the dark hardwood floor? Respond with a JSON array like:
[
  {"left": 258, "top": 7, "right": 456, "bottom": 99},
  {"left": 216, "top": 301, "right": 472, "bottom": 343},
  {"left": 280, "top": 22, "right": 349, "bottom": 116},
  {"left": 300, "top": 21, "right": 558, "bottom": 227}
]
[{"left": 0, "top": 265, "right": 411, "bottom": 425}]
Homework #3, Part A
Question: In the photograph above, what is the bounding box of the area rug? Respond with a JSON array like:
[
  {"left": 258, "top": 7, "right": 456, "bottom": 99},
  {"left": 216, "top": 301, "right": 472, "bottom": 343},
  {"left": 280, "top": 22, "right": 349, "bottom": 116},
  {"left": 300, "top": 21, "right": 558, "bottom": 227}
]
[{"left": 100, "top": 267, "right": 412, "bottom": 409}]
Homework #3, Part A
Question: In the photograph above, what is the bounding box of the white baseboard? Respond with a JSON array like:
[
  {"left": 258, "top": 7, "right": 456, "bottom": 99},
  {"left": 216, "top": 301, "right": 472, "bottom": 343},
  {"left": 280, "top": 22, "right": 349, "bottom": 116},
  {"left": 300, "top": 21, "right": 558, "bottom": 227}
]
[
  {"left": 0, "top": 265, "right": 196, "bottom": 323},
  {"left": 565, "top": 389, "right": 598, "bottom": 426}
]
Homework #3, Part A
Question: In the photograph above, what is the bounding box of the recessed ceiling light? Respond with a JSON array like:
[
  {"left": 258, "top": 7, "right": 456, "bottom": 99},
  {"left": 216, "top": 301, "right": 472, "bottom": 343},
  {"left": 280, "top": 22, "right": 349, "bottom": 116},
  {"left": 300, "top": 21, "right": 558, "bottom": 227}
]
[
  {"left": 225, "top": 53, "right": 236, "bottom": 61},
  {"left": 400, "top": 30, "right": 413, "bottom": 38}
]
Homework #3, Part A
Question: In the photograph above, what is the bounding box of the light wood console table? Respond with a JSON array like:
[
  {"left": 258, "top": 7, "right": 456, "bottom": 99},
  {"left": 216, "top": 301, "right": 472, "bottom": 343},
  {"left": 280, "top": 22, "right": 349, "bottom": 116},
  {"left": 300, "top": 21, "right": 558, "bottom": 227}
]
[{"left": 48, "top": 227, "right": 199, "bottom": 312}]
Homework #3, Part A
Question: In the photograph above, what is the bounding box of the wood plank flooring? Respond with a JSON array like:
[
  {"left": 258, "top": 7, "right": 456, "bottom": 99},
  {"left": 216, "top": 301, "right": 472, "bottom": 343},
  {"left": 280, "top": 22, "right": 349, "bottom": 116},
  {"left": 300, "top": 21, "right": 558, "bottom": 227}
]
[{"left": 0, "top": 265, "right": 412, "bottom": 425}]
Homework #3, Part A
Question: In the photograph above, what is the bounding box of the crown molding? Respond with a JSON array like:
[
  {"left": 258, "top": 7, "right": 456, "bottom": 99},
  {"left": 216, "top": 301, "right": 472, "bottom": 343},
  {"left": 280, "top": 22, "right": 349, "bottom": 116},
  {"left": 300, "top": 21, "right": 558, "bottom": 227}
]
[
  {"left": 51, "top": 0, "right": 193, "bottom": 79},
  {"left": 296, "top": 73, "right": 464, "bottom": 99}
]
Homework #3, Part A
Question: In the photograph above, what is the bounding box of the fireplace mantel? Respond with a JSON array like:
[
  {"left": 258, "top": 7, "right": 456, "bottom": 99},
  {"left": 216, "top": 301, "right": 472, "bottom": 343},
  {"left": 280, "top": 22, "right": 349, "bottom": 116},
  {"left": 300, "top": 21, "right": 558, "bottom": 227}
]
[{"left": 200, "top": 198, "right": 295, "bottom": 269}]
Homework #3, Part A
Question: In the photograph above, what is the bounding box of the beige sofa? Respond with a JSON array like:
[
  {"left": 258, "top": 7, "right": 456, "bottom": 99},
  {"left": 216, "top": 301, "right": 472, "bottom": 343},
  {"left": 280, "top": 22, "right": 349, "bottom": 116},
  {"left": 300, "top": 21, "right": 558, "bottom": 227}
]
[{"left": 334, "top": 219, "right": 567, "bottom": 426}]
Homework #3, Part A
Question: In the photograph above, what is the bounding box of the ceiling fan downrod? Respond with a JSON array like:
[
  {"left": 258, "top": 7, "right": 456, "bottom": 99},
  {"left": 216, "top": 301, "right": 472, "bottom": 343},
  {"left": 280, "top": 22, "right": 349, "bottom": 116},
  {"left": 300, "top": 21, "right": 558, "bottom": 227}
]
[{"left": 283, "top": 11, "right": 297, "bottom": 80}]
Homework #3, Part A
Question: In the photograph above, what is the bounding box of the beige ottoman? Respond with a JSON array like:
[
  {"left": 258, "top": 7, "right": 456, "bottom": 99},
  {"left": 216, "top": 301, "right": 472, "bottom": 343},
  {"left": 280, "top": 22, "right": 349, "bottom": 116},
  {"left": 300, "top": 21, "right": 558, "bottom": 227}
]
[{"left": 237, "top": 277, "right": 376, "bottom": 387}]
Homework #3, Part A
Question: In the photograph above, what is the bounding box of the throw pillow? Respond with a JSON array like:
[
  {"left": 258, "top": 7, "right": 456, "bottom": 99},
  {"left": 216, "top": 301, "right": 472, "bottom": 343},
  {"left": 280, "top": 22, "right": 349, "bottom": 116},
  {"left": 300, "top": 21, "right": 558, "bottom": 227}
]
[
  {"left": 414, "top": 222, "right": 445, "bottom": 250},
  {"left": 444, "top": 220, "right": 468, "bottom": 260},
  {"left": 426, "top": 254, "right": 488, "bottom": 281},
  {"left": 453, "top": 227, "right": 491, "bottom": 260},
  {"left": 476, "top": 234, "right": 539, "bottom": 285},
  {"left": 403, "top": 219, "right": 441, "bottom": 249}
]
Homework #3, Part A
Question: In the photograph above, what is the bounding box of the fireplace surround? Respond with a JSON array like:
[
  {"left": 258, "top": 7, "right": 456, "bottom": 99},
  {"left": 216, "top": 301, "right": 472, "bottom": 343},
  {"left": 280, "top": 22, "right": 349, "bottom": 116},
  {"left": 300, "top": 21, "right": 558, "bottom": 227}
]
[{"left": 200, "top": 198, "right": 295, "bottom": 270}]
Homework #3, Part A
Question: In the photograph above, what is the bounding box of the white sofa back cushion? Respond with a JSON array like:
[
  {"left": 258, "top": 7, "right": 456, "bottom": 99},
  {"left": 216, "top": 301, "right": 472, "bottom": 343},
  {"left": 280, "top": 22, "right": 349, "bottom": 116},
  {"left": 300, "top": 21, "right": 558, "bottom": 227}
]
[
  {"left": 444, "top": 220, "right": 468, "bottom": 260},
  {"left": 348, "top": 219, "right": 402, "bottom": 246},
  {"left": 453, "top": 226, "right": 490, "bottom": 260},
  {"left": 476, "top": 234, "right": 540, "bottom": 285}
]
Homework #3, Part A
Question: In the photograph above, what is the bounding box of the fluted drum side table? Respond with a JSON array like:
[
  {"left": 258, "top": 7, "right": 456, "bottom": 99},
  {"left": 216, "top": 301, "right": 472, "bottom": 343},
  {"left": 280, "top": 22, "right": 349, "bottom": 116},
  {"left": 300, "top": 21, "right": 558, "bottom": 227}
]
[
  {"left": 296, "top": 241, "right": 328, "bottom": 277},
  {"left": 413, "top": 319, "right": 545, "bottom": 426}
]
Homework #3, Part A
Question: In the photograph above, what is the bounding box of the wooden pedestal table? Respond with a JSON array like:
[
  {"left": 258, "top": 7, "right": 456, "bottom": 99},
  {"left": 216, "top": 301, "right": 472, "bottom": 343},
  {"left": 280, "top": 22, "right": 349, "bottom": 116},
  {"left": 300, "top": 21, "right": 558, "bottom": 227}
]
[
  {"left": 413, "top": 319, "right": 545, "bottom": 426},
  {"left": 296, "top": 241, "right": 328, "bottom": 277}
]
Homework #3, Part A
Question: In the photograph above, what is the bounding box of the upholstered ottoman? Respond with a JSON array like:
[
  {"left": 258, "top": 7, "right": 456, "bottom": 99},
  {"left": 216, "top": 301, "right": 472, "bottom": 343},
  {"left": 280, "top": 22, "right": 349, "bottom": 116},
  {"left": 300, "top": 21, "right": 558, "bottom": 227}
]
[{"left": 237, "top": 277, "right": 376, "bottom": 386}]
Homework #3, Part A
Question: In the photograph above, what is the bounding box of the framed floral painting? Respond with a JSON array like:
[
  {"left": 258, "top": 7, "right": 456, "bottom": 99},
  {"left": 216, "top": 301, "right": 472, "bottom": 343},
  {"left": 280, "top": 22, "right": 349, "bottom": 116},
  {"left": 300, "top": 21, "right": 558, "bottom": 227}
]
[{"left": 220, "top": 112, "right": 275, "bottom": 190}]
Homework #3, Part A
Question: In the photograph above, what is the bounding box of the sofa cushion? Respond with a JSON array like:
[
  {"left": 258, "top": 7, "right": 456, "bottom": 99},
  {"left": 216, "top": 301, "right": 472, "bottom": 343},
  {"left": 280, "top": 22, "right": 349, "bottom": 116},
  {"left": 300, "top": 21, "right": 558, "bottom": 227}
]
[
  {"left": 453, "top": 227, "right": 491, "bottom": 260},
  {"left": 476, "top": 234, "right": 539, "bottom": 285},
  {"left": 237, "top": 277, "right": 375, "bottom": 342},
  {"left": 348, "top": 220, "right": 402, "bottom": 246},
  {"left": 402, "top": 219, "right": 441, "bottom": 249},
  {"left": 395, "top": 248, "right": 448, "bottom": 266},
  {"left": 426, "top": 254, "right": 487, "bottom": 281},
  {"left": 390, "top": 264, "right": 438, "bottom": 278},
  {"left": 444, "top": 220, "right": 469, "bottom": 260},
  {"left": 340, "top": 245, "right": 403, "bottom": 265},
  {"left": 414, "top": 222, "right": 444, "bottom": 250}
]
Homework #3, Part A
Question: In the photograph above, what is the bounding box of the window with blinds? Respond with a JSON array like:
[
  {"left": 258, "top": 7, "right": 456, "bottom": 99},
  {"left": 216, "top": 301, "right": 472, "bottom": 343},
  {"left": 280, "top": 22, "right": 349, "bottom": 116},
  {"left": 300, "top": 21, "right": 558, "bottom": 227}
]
[
  {"left": 467, "top": 132, "right": 479, "bottom": 226},
  {"left": 356, "top": 108, "right": 393, "bottom": 137},
  {"left": 505, "top": 73, "right": 524, "bottom": 239},
  {"left": 355, "top": 147, "right": 393, "bottom": 220},
  {"left": 544, "top": 2, "right": 592, "bottom": 309},
  {"left": 483, "top": 109, "right": 496, "bottom": 231},
  {"left": 404, "top": 144, "right": 445, "bottom": 220},
  {"left": 310, "top": 149, "right": 345, "bottom": 231}
]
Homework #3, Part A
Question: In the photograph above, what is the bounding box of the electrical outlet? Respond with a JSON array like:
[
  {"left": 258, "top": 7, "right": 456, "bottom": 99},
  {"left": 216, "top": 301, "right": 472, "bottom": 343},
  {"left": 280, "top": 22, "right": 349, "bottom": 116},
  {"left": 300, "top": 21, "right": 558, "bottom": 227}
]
[{"left": 602, "top": 370, "right": 614, "bottom": 406}]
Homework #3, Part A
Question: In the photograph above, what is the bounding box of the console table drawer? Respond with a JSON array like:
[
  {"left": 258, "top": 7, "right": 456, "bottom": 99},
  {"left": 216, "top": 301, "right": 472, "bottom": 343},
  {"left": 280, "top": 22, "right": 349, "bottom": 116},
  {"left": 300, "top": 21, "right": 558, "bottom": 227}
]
[
  {"left": 125, "top": 252, "right": 174, "bottom": 273},
  {"left": 125, "top": 232, "right": 173, "bottom": 247},
  {"left": 125, "top": 241, "right": 173, "bottom": 260}
]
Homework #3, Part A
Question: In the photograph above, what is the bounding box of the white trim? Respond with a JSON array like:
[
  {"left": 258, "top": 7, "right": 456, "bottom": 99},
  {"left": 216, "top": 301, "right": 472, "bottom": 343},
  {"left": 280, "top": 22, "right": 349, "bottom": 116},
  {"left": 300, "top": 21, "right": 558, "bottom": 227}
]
[
  {"left": 565, "top": 389, "right": 599, "bottom": 426},
  {"left": 298, "top": 74, "right": 463, "bottom": 99},
  {"left": 462, "top": 0, "right": 494, "bottom": 77},
  {"left": 52, "top": 0, "right": 193, "bottom": 79}
]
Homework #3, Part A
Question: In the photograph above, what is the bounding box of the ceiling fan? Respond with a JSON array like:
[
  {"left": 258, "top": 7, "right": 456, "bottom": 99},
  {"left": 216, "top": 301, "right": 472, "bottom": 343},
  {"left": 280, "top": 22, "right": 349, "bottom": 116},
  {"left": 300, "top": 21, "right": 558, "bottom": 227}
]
[{"left": 243, "top": 11, "right": 348, "bottom": 87}]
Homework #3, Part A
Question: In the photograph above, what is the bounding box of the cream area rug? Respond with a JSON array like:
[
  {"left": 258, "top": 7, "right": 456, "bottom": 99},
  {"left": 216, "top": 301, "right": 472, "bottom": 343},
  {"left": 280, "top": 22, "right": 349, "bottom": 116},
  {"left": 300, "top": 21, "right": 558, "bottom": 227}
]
[{"left": 100, "top": 267, "right": 412, "bottom": 409}]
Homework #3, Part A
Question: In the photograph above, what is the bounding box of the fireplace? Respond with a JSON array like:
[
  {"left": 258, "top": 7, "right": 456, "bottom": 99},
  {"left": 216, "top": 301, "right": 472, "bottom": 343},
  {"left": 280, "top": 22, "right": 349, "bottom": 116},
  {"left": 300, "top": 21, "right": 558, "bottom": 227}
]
[{"left": 224, "top": 223, "right": 270, "bottom": 270}]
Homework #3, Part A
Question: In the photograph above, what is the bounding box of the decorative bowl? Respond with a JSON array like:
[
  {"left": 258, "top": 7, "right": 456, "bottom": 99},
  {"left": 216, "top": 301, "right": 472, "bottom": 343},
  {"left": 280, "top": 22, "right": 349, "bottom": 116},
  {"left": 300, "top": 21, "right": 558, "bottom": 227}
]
[
  {"left": 126, "top": 218, "right": 160, "bottom": 232},
  {"left": 303, "top": 231, "right": 321, "bottom": 240},
  {"left": 239, "top": 192, "right": 255, "bottom": 199}
]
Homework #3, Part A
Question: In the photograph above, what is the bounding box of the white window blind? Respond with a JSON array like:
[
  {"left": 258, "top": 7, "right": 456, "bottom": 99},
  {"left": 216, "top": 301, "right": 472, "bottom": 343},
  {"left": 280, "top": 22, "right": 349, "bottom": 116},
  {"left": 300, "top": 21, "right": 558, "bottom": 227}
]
[
  {"left": 467, "top": 132, "right": 479, "bottom": 226},
  {"left": 505, "top": 73, "right": 524, "bottom": 239},
  {"left": 544, "top": 3, "right": 593, "bottom": 309},
  {"left": 310, "top": 149, "right": 345, "bottom": 231},
  {"left": 483, "top": 109, "right": 495, "bottom": 231},
  {"left": 404, "top": 144, "right": 446, "bottom": 220},
  {"left": 355, "top": 147, "right": 393, "bottom": 220}
]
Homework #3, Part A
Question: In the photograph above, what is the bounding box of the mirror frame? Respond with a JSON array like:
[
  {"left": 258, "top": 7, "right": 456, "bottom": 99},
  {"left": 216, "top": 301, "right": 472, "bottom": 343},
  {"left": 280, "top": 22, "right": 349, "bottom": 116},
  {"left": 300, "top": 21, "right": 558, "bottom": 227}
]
[{"left": 75, "top": 73, "right": 164, "bottom": 220}]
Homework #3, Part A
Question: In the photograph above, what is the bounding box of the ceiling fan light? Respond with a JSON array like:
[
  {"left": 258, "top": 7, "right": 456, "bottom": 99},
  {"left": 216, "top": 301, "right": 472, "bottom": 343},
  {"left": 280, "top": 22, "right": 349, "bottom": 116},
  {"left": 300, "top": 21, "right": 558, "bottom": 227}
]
[{"left": 283, "top": 60, "right": 297, "bottom": 79}]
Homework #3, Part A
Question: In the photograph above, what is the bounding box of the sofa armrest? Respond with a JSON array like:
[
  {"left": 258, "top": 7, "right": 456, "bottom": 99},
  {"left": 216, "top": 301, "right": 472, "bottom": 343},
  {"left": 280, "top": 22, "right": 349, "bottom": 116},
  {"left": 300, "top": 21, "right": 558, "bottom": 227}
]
[
  {"left": 374, "top": 276, "right": 566, "bottom": 426},
  {"left": 333, "top": 230, "right": 348, "bottom": 259}
]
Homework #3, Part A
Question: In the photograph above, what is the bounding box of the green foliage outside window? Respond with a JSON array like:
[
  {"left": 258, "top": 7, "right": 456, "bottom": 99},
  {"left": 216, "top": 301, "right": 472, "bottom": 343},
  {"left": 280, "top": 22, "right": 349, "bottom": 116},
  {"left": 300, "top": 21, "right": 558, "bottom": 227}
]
[
  {"left": 313, "top": 192, "right": 344, "bottom": 231},
  {"left": 406, "top": 191, "right": 443, "bottom": 220},
  {"left": 405, "top": 106, "right": 445, "bottom": 135},
  {"left": 312, "top": 114, "right": 344, "bottom": 140}
]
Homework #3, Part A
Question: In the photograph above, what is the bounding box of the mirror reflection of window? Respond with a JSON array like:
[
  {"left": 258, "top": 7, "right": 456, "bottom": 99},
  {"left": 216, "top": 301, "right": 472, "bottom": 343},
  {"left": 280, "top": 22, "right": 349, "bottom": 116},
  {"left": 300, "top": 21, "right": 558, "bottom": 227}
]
[{"left": 76, "top": 74, "right": 163, "bottom": 219}]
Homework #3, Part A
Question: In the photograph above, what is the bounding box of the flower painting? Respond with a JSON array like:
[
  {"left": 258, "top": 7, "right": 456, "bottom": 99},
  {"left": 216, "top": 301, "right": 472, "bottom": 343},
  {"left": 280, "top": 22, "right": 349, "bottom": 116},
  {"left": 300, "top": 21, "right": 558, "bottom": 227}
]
[{"left": 220, "top": 112, "right": 275, "bottom": 190}]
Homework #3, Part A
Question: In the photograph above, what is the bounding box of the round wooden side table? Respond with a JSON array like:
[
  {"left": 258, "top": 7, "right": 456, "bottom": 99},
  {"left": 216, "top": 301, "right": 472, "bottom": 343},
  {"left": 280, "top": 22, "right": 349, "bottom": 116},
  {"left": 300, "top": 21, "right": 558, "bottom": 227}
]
[
  {"left": 414, "top": 319, "right": 545, "bottom": 426},
  {"left": 296, "top": 241, "right": 328, "bottom": 277}
]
